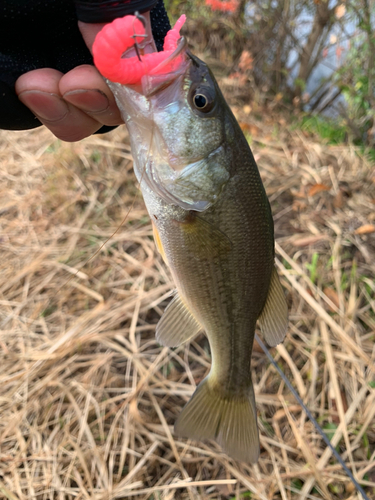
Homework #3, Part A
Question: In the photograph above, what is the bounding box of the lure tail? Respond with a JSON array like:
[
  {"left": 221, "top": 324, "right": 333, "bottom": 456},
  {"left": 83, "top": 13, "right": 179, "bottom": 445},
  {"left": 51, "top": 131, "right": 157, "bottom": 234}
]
[
  {"left": 175, "top": 377, "right": 260, "bottom": 463},
  {"left": 93, "top": 14, "right": 186, "bottom": 85}
]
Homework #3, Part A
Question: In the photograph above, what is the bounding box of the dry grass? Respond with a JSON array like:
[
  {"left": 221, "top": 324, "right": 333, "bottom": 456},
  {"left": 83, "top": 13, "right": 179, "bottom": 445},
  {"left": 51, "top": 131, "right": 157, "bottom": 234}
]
[{"left": 0, "top": 103, "right": 374, "bottom": 500}]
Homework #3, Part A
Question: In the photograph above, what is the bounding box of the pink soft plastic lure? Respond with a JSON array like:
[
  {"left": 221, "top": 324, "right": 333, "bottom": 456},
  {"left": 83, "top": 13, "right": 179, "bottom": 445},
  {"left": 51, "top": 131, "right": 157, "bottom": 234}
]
[{"left": 93, "top": 15, "right": 186, "bottom": 85}]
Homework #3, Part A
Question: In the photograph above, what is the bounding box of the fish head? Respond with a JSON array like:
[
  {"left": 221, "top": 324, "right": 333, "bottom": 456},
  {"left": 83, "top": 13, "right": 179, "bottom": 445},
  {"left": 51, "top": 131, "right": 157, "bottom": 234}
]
[{"left": 109, "top": 47, "right": 235, "bottom": 211}]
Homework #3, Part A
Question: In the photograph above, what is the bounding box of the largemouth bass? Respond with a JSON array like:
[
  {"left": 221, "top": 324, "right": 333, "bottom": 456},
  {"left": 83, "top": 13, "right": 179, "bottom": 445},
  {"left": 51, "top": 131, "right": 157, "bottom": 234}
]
[{"left": 93, "top": 15, "right": 288, "bottom": 462}]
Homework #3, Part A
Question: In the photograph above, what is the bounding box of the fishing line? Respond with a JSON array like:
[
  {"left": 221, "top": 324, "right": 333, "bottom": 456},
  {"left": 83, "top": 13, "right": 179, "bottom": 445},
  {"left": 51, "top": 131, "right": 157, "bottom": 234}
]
[{"left": 254, "top": 333, "right": 370, "bottom": 500}]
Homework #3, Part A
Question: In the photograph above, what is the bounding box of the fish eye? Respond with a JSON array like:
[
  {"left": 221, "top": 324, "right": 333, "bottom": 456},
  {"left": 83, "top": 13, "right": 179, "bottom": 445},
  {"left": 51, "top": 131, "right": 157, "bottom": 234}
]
[
  {"left": 191, "top": 88, "right": 215, "bottom": 113},
  {"left": 194, "top": 94, "right": 208, "bottom": 109}
]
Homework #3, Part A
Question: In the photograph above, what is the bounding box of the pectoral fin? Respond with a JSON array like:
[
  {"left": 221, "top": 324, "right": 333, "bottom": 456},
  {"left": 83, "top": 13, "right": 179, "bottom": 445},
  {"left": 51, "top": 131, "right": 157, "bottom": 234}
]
[
  {"left": 179, "top": 214, "right": 232, "bottom": 259},
  {"left": 258, "top": 267, "right": 288, "bottom": 346},
  {"left": 156, "top": 291, "right": 203, "bottom": 347}
]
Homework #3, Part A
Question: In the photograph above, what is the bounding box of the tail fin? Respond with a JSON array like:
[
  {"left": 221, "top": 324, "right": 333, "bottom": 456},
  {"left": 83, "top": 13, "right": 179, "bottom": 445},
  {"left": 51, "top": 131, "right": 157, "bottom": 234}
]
[{"left": 175, "top": 377, "right": 259, "bottom": 463}]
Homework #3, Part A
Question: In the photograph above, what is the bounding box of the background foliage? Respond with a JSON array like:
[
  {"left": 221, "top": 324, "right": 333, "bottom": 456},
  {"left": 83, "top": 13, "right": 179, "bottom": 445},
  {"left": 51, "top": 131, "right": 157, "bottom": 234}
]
[{"left": 166, "top": 0, "right": 375, "bottom": 147}]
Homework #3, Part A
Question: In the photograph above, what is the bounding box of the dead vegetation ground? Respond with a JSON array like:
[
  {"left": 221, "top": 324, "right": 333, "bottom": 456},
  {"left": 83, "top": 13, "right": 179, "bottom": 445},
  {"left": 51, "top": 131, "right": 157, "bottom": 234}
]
[{"left": 0, "top": 98, "right": 374, "bottom": 500}]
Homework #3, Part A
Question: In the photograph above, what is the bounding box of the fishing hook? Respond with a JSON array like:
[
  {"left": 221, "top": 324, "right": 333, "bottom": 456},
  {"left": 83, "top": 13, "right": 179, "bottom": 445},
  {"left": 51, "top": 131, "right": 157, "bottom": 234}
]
[{"left": 131, "top": 11, "right": 149, "bottom": 62}]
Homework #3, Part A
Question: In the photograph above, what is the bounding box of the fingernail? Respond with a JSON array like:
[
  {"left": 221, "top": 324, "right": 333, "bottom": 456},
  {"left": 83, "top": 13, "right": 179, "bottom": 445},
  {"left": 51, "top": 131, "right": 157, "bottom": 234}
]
[
  {"left": 18, "top": 91, "right": 68, "bottom": 122},
  {"left": 63, "top": 89, "right": 109, "bottom": 113}
]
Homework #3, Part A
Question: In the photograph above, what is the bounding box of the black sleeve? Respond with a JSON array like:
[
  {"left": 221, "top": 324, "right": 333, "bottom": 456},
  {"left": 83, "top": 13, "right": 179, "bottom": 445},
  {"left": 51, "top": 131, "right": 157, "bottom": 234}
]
[
  {"left": 75, "top": 0, "right": 171, "bottom": 50},
  {"left": 0, "top": 0, "right": 170, "bottom": 131},
  {"left": 75, "top": 0, "right": 158, "bottom": 23}
]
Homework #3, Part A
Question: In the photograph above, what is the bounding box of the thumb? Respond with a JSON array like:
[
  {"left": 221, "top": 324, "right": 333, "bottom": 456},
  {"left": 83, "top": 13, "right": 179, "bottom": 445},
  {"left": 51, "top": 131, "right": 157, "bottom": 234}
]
[{"left": 78, "top": 21, "right": 107, "bottom": 53}]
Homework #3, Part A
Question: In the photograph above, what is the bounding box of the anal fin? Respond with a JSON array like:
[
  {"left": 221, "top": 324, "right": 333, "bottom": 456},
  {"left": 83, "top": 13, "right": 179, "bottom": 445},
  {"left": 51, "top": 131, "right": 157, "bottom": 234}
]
[
  {"left": 258, "top": 266, "right": 288, "bottom": 347},
  {"left": 156, "top": 291, "right": 203, "bottom": 347}
]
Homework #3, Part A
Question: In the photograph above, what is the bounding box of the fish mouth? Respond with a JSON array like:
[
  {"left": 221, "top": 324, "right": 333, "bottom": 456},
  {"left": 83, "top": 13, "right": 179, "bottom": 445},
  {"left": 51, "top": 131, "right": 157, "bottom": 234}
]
[{"left": 141, "top": 37, "right": 189, "bottom": 97}]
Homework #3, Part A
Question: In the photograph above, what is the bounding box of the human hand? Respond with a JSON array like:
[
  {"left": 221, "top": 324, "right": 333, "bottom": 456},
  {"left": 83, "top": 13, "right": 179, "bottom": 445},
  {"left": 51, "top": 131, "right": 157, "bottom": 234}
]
[{"left": 15, "top": 22, "right": 124, "bottom": 142}]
